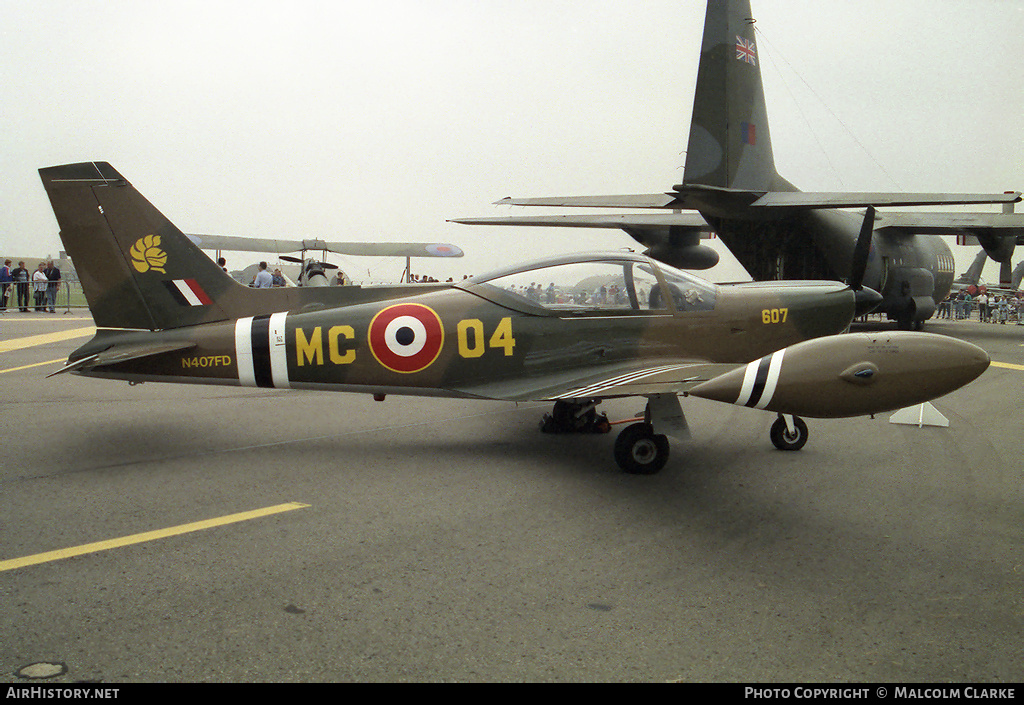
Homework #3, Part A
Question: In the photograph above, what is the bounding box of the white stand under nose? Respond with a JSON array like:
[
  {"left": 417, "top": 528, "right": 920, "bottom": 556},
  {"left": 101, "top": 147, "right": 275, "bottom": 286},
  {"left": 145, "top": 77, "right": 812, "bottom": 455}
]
[{"left": 889, "top": 402, "right": 949, "bottom": 428}]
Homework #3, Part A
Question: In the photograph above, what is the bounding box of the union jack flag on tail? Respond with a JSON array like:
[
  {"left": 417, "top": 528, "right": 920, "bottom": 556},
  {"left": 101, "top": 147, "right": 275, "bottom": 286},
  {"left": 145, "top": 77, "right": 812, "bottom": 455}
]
[{"left": 736, "top": 36, "right": 756, "bottom": 65}]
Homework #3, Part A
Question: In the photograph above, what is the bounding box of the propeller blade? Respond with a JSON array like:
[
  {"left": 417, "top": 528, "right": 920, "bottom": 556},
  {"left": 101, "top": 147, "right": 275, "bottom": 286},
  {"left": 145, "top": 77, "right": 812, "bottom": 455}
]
[
  {"left": 849, "top": 206, "right": 875, "bottom": 291},
  {"left": 279, "top": 255, "right": 303, "bottom": 263}
]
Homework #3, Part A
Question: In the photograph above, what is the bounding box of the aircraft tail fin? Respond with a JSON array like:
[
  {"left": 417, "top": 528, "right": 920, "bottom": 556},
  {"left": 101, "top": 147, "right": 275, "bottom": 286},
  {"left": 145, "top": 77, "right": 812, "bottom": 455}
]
[
  {"left": 39, "top": 162, "right": 244, "bottom": 330},
  {"left": 683, "top": 0, "right": 794, "bottom": 193}
]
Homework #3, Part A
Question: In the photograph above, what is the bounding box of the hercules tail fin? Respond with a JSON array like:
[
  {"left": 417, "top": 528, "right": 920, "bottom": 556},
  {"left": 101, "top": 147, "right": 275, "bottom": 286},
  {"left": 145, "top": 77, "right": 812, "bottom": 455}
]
[{"left": 682, "top": 0, "right": 794, "bottom": 193}]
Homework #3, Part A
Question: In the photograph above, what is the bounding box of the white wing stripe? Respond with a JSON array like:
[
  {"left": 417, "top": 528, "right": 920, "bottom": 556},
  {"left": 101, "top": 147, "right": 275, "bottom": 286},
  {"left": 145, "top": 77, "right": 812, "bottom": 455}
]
[{"left": 551, "top": 364, "right": 698, "bottom": 399}]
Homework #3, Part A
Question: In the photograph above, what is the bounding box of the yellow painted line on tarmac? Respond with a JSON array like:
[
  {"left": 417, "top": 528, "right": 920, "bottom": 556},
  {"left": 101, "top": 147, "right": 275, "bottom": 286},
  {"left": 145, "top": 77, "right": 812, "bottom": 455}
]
[
  {"left": 0, "top": 502, "right": 311, "bottom": 572},
  {"left": 0, "top": 316, "right": 94, "bottom": 322},
  {"left": 0, "top": 326, "right": 96, "bottom": 353},
  {"left": 991, "top": 361, "right": 1024, "bottom": 371},
  {"left": 0, "top": 357, "right": 67, "bottom": 374}
]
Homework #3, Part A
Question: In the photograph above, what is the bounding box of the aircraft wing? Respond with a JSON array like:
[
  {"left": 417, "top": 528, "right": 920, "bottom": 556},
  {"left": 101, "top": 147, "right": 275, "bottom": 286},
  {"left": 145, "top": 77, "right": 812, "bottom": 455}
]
[
  {"left": 186, "top": 233, "right": 464, "bottom": 258},
  {"left": 874, "top": 211, "right": 1024, "bottom": 244},
  {"left": 454, "top": 359, "right": 738, "bottom": 402}
]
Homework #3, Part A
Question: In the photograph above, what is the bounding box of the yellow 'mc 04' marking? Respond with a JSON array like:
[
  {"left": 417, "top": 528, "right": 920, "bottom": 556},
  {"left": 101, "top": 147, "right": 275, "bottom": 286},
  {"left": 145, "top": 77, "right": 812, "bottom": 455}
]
[
  {"left": 457, "top": 317, "right": 516, "bottom": 358},
  {"left": 0, "top": 502, "right": 310, "bottom": 573},
  {"left": 295, "top": 326, "right": 356, "bottom": 366}
]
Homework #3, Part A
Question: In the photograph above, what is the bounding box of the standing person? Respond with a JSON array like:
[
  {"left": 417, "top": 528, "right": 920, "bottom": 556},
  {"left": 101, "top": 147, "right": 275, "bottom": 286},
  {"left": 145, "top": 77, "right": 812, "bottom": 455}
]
[
  {"left": 0, "top": 259, "right": 11, "bottom": 312},
  {"left": 12, "top": 261, "right": 29, "bottom": 311},
  {"left": 32, "top": 263, "right": 48, "bottom": 311},
  {"left": 44, "top": 260, "right": 61, "bottom": 313},
  {"left": 252, "top": 261, "right": 273, "bottom": 288},
  {"left": 938, "top": 292, "right": 952, "bottom": 319},
  {"left": 998, "top": 296, "right": 1010, "bottom": 324}
]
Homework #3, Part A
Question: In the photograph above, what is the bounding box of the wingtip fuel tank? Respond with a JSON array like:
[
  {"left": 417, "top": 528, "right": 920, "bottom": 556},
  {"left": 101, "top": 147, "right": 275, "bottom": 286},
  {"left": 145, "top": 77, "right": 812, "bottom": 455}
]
[{"left": 689, "top": 332, "right": 990, "bottom": 418}]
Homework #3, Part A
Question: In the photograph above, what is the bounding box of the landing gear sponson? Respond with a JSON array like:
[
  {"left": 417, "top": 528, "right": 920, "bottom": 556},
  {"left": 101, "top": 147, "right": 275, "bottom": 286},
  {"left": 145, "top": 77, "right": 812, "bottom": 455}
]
[{"left": 543, "top": 396, "right": 810, "bottom": 474}]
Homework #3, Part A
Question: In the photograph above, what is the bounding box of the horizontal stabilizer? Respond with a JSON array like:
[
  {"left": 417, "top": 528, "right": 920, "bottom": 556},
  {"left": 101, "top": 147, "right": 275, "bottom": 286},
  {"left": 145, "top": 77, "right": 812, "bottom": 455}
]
[
  {"left": 450, "top": 213, "right": 712, "bottom": 233},
  {"left": 187, "top": 233, "right": 464, "bottom": 258},
  {"left": 749, "top": 191, "right": 1022, "bottom": 209},
  {"left": 492, "top": 190, "right": 1021, "bottom": 214},
  {"left": 49, "top": 340, "right": 197, "bottom": 376},
  {"left": 494, "top": 194, "right": 679, "bottom": 209}
]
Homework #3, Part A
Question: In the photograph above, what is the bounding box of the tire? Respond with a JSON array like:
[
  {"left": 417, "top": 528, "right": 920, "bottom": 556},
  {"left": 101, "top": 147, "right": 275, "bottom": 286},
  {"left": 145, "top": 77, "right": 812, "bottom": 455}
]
[
  {"left": 770, "top": 416, "right": 808, "bottom": 451},
  {"left": 549, "top": 400, "right": 598, "bottom": 432},
  {"left": 614, "top": 423, "right": 670, "bottom": 474}
]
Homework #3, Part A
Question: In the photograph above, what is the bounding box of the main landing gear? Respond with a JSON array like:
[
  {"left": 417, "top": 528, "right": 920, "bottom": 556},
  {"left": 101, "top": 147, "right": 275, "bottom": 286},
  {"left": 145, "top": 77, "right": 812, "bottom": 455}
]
[
  {"left": 541, "top": 396, "right": 681, "bottom": 475},
  {"left": 613, "top": 422, "right": 670, "bottom": 475},
  {"left": 542, "top": 402, "right": 809, "bottom": 474},
  {"left": 540, "top": 400, "right": 612, "bottom": 434}
]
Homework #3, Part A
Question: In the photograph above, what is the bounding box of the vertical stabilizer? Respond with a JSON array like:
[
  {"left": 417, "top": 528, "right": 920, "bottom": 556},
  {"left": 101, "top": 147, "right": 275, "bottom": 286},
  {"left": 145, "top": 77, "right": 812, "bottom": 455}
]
[
  {"left": 39, "top": 162, "right": 238, "bottom": 330},
  {"left": 683, "top": 0, "right": 792, "bottom": 192}
]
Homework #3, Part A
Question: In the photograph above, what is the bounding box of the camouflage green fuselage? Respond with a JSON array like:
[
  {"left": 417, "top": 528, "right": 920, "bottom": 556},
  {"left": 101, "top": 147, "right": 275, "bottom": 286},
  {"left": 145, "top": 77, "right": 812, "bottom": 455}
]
[{"left": 70, "top": 271, "right": 856, "bottom": 402}]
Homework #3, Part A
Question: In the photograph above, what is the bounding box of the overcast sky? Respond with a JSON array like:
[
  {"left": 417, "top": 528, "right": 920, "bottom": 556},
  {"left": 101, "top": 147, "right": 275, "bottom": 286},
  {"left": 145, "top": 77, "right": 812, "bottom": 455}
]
[{"left": 2, "top": 0, "right": 1022, "bottom": 283}]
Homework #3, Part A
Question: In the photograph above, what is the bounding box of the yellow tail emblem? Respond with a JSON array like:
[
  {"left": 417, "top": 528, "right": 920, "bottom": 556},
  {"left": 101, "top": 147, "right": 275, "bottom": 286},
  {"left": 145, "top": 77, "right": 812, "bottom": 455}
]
[{"left": 130, "top": 235, "right": 167, "bottom": 274}]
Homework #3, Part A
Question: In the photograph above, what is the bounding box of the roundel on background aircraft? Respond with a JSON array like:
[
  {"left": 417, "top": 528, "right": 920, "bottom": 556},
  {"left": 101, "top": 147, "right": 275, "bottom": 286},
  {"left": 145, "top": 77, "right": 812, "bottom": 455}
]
[
  {"left": 368, "top": 303, "right": 445, "bottom": 374},
  {"left": 425, "top": 243, "right": 463, "bottom": 257}
]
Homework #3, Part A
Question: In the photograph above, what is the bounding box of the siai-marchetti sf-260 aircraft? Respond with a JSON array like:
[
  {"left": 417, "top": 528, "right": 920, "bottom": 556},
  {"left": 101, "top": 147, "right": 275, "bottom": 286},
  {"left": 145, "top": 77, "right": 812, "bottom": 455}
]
[{"left": 40, "top": 162, "right": 989, "bottom": 474}]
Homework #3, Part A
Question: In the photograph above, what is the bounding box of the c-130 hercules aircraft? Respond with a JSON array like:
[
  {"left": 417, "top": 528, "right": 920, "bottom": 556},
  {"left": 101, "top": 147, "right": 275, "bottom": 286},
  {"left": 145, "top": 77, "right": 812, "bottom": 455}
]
[
  {"left": 453, "top": 0, "right": 1024, "bottom": 330},
  {"left": 39, "top": 162, "right": 987, "bottom": 474}
]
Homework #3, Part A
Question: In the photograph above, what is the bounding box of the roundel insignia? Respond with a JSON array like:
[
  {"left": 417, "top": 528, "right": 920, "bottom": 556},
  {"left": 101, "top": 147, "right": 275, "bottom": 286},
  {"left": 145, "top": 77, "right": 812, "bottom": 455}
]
[
  {"left": 368, "top": 303, "right": 445, "bottom": 374},
  {"left": 425, "top": 243, "right": 463, "bottom": 257}
]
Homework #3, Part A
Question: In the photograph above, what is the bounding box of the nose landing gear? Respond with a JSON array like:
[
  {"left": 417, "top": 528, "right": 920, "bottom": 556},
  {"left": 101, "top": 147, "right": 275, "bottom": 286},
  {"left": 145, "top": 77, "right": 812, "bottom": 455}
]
[{"left": 770, "top": 414, "right": 808, "bottom": 451}]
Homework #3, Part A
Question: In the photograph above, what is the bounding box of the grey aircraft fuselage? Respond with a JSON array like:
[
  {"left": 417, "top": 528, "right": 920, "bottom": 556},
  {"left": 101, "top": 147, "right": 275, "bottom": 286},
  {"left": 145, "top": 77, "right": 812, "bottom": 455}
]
[{"left": 706, "top": 208, "right": 956, "bottom": 325}]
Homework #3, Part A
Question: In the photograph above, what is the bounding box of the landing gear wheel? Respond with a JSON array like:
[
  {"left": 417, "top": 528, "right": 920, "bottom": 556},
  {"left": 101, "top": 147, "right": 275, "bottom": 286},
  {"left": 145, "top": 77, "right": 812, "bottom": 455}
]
[
  {"left": 552, "top": 400, "right": 594, "bottom": 429},
  {"left": 540, "top": 400, "right": 610, "bottom": 434},
  {"left": 770, "top": 416, "right": 808, "bottom": 451},
  {"left": 614, "top": 423, "right": 670, "bottom": 475}
]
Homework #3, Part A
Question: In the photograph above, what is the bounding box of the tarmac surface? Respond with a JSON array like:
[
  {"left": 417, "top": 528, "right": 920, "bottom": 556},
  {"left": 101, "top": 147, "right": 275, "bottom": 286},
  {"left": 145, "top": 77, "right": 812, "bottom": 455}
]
[{"left": 1, "top": 310, "right": 1021, "bottom": 682}]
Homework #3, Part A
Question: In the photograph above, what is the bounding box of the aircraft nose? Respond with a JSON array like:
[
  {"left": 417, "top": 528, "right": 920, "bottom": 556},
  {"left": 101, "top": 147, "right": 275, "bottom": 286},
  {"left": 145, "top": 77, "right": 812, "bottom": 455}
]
[{"left": 853, "top": 287, "right": 883, "bottom": 317}]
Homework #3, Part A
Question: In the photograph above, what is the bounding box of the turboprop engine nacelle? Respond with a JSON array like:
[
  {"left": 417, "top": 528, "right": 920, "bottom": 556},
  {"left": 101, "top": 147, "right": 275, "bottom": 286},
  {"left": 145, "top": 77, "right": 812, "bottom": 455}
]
[
  {"left": 645, "top": 244, "right": 720, "bottom": 270},
  {"left": 689, "top": 332, "right": 989, "bottom": 418}
]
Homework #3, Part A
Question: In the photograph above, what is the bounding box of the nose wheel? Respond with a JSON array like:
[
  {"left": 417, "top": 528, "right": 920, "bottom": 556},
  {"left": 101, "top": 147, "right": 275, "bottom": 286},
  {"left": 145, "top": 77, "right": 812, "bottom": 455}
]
[
  {"left": 613, "top": 422, "right": 670, "bottom": 474},
  {"left": 770, "top": 414, "right": 808, "bottom": 451}
]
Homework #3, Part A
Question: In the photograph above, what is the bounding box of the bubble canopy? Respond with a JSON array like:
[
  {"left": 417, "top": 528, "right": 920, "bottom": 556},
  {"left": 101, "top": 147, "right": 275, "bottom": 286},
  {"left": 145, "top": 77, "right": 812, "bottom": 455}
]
[{"left": 458, "top": 252, "right": 718, "bottom": 315}]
